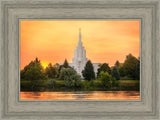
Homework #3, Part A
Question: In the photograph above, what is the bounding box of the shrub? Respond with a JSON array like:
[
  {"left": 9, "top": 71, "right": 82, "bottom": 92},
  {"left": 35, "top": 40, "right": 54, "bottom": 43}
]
[
  {"left": 99, "top": 71, "right": 112, "bottom": 88},
  {"left": 81, "top": 80, "right": 95, "bottom": 90},
  {"left": 112, "top": 77, "right": 120, "bottom": 87},
  {"left": 74, "top": 75, "right": 81, "bottom": 87},
  {"left": 59, "top": 68, "right": 80, "bottom": 88},
  {"left": 21, "top": 80, "right": 47, "bottom": 91},
  {"left": 47, "top": 79, "right": 57, "bottom": 89}
]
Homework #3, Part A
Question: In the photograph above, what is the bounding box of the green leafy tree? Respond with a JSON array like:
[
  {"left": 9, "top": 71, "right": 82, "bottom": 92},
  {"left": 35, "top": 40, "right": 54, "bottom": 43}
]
[
  {"left": 135, "top": 57, "right": 140, "bottom": 80},
  {"left": 59, "top": 68, "right": 80, "bottom": 87},
  {"left": 97, "top": 63, "right": 111, "bottom": 77},
  {"left": 123, "top": 54, "right": 140, "bottom": 79},
  {"left": 20, "top": 57, "right": 46, "bottom": 80},
  {"left": 111, "top": 67, "right": 120, "bottom": 80},
  {"left": 99, "top": 71, "right": 112, "bottom": 88},
  {"left": 20, "top": 69, "right": 26, "bottom": 80},
  {"left": 82, "top": 60, "right": 95, "bottom": 81},
  {"left": 118, "top": 66, "right": 125, "bottom": 77},
  {"left": 45, "top": 63, "right": 58, "bottom": 78},
  {"left": 57, "top": 59, "right": 70, "bottom": 78}
]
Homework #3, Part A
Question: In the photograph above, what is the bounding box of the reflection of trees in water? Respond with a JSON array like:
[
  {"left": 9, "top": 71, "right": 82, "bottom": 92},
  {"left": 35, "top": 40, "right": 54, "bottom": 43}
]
[
  {"left": 124, "top": 91, "right": 140, "bottom": 96},
  {"left": 75, "top": 94, "right": 85, "bottom": 99},
  {"left": 20, "top": 91, "right": 140, "bottom": 100},
  {"left": 33, "top": 92, "right": 41, "bottom": 96}
]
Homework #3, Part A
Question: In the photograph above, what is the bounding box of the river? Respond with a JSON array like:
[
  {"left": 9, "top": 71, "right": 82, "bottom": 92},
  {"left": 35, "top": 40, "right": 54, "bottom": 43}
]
[{"left": 20, "top": 91, "right": 140, "bottom": 100}]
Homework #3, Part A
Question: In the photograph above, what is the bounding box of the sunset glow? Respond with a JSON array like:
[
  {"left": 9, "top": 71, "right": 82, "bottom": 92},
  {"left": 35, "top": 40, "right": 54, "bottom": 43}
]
[
  {"left": 41, "top": 61, "right": 54, "bottom": 69},
  {"left": 20, "top": 20, "right": 140, "bottom": 70}
]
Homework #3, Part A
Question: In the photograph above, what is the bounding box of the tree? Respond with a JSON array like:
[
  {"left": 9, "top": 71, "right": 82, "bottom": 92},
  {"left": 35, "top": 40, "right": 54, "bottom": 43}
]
[
  {"left": 123, "top": 54, "right": 139, "bottom": 79},
  {"left": 59, "top": 67, "right": 80, "bottom": 87},
  {"left": 118, "top": 66, "right": 125, "bottom": 77},
  {"left": 20, "top": 57, "right": 46, "bottom": 80},
  {"left": 111, "top": 67, "right": 120, "bottom": 80},
  {"left": 115, "top": 60, "right": 120, "bottom": 68},
  {"left": 82, "top": 60, "right": 95, "bottom": 81},
  {"left": 54, "top": 63, "right": 60, "bottom": 68},
  {"left": 99, "top": 71, "right": 112, "bottom": 88},
  {"left": 57, "top": 59, "right": 70, "bottom": 78},
  {"left": 97, "top": 63, "right": 111, "bottom": 77},
  {"left": 45, "top": 63, "right": 58, "bottom": 78},
  {"left": 63, "top": 59, "right": 69, "bottom": 68},
  {"left": 135, "top": 57, "right": 140, "bottom": 80}
]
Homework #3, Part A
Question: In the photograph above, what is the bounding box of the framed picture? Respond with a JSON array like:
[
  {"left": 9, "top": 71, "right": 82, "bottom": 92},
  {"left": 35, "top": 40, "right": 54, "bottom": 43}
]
[
  {"left": 0, "top": 0, "right": 159, "bottom": 119},
  {"left": 20, "top": 20, "right": 140, "bottom": 100}
]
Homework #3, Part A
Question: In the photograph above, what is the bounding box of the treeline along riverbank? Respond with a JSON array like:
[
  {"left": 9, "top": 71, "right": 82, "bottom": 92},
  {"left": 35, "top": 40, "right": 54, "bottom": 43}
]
[{"left": 21, "top": 79, "right": 140, "bottom": 91}]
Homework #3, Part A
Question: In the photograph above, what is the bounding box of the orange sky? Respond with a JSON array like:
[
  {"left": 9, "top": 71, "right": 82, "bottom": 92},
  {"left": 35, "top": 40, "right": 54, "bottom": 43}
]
[{"left": 20, "top": 20, "right": 140, "bottom": 69}]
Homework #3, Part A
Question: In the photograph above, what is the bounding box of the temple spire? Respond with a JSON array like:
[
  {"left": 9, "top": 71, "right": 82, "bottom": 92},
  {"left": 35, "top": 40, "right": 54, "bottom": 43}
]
[
  {"left": 72, "top": 28, "right": 87, "bottom": 77},
  {"left": 79, "top": 28, "right": 82, "bottom": 44}
]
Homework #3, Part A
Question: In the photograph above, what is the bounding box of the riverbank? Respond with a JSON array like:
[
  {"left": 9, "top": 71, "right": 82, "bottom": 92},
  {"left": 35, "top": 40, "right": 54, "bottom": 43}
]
[{"left": 21, "top": 80, "right": 140, "bottom": 92}]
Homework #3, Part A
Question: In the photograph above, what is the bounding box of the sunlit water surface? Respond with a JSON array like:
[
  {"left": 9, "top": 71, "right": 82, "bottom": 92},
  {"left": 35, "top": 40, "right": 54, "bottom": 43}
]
[{"left": 20, "top": 91, "right": 140, "bottom": 100}]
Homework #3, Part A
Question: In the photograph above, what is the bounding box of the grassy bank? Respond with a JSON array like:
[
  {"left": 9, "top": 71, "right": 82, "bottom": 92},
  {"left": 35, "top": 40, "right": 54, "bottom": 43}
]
[{"left": 21, "top": 79, "right": 140, "bottom": 92}]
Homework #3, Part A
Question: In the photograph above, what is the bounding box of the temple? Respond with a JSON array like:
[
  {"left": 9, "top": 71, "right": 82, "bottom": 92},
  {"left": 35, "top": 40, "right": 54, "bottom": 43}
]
[
  {"left": 59, "top": 29, "right": 99, "bottom": 77},
  {"left": 72, "top": 28, "right": 88, "bottom": 76},
  {"left": 71, "top": 29, "right": 99, "bottom": 77}
]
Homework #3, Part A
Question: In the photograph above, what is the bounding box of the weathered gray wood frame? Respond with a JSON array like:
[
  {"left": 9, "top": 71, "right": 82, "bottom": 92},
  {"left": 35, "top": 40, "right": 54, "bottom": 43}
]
[{"left": 0, "top": 0, "right": 159, "bottom": 119}]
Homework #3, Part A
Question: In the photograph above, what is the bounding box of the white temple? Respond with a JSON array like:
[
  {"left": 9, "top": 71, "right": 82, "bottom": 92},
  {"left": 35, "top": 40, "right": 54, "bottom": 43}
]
[
  {"left": 60, "top": 29, "right": 99, "bottom": 77},
  {"left": 71, "top": 28, "right": 88, "bottom": 76},
  {"left": 71, "top": 29, "right": 99, "bottom": 77}
]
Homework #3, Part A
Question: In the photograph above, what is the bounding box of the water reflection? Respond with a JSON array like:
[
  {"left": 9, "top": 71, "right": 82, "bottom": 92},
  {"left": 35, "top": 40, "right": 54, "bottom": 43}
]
[{"left": 20, "top": 91, "right": 140, "bottom": 100}]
